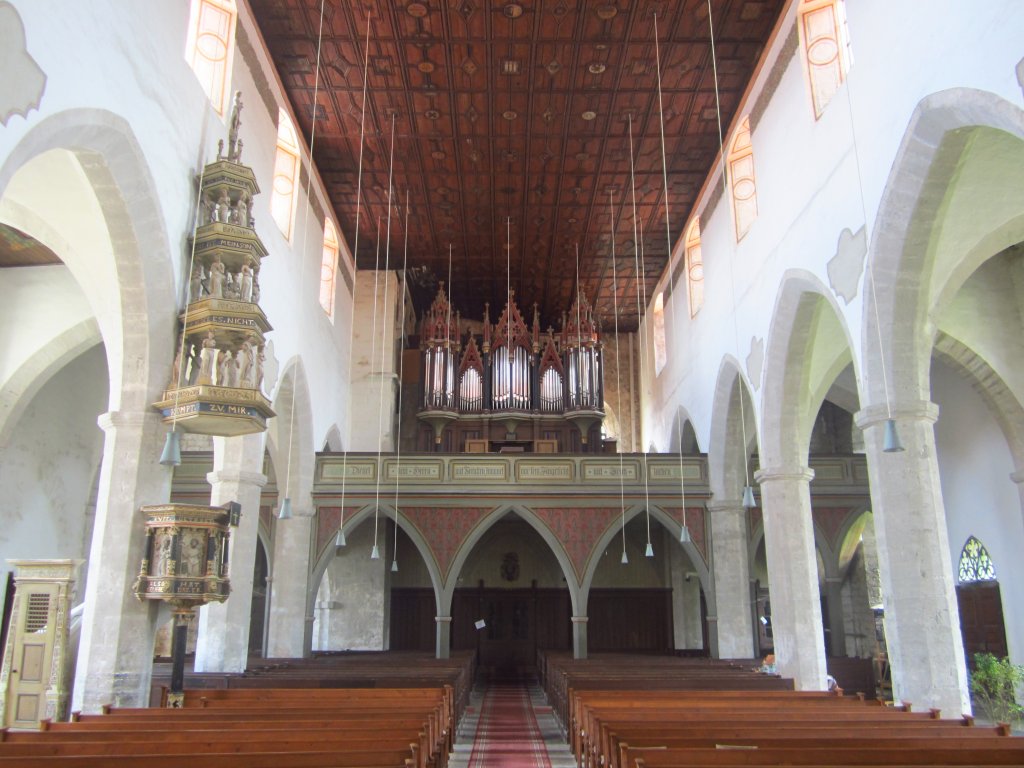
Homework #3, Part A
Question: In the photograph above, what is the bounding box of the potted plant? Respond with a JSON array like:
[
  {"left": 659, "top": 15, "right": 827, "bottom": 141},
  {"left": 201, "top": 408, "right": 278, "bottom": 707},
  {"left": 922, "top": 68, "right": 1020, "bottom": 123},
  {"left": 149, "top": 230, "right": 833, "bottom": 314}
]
[{"left": 970, "top": 652, "right": 1024, "bottom": 727}]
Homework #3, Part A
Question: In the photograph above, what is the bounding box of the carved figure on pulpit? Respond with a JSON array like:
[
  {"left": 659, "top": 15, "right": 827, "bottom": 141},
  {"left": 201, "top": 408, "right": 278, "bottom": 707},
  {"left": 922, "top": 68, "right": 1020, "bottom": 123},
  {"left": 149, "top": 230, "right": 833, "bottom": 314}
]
[
  {"left": 218, "top": 348, "right": 238, "bottom": 388},
  {"left": 227, "top": 92, "right": 243, "bottom": 161},
  {"left": 236, "top": 337, "right": 256, "bottom": 387},
  {"left": 224, "top": 271, "right": 238, "bottom": 300},
  {"left": 239, "top": 264, "right": 253, "bottom": 302},
  {"left": 251, "top": 272, "right": 260, "bottom": 304},
  {"left": 216, "top": 190, "right": 231, "bottom": 223},
  {"left": 187, "top": 342, "right": 200, "bottom": 385},
  {"left": 189, "top": 263, "right": 205, "bottom": 302},
  {"left": 180, "top": 533, "right": 204, "bottom": 577},
  {"left": 236, "top": 193, "right": 249, "bottom": 229},
  {"left": 198, "top": 332, "right": 217, "bottom": 385},
  {"left": 209, "top": 257, "right": 226, "bottom": 298},
  {"left": 255, "top": 346, "right": 266, "bottom": 392},
  {"left": 152, "top": 532, "right": 173, "bottom": 577}
]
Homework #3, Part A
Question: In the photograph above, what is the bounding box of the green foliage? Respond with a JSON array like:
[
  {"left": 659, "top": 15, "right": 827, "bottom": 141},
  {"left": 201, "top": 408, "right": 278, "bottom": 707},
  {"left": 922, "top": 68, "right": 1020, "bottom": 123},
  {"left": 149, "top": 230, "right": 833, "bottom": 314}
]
[{"left": 970, "top": 653, "right": 1024, "bottom": 724}]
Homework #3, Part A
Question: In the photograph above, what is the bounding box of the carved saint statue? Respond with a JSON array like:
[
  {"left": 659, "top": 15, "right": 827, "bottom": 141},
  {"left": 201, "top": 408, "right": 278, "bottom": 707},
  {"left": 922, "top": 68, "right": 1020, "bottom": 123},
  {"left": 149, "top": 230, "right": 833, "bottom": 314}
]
[
  {"left": 189, "top": 262, "right": 205, "bottom": 302},
  {"left": 255, "top": 345, "right": 266, "bottom": 392},
  {"left": 235, "top": 193, "right": 249, "bottom": 228},
  {"left": 208, "top": 257, "right": 226, "bottom": 298},
  {"left": 198, "top": 331, "right": 217, "bottom": 385},
  {"left": 217, "top": 348, "right": 238, "bottom": 388},
  {"left": 227, "top": 91, "right": 243, "bottom": 161},
  {"left": 238, "top": 334, "right": 258, "bottom": 388},
  {"left": 240, "top": 263, "right": 254, "bottom": 302},
  {"left": 216, "top": 190, "right": 231, "bottom": 223}
]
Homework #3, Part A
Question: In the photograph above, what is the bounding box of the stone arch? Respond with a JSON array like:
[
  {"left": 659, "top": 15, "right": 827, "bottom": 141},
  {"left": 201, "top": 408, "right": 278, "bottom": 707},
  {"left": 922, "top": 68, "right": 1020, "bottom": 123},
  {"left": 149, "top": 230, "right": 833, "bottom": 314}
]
[
  {"left": 579, "top": 504, "right": 711, "bottom": 599},
  {"left": 864, "top": 89, "right": 1024, "bottom": 406},
  {"left": 0, "top": 108, "right": 177, "bottom": 414},
  {"left": 306, "top": 502, "right": 445, "bottom": 625},
  {"left": 441, "top": 504, "right": 579, "bottom": 616},
  {"left": 761, "top": 270, "right": 857, "bottom": 471},
  {"left": 668, "top": 405, "right": 702, "bottom": 454},
  {"left": 268, "top": 357, "right": 315, "bottom": 513},
  {"left": 321, "top": 423, "right": 343, "bottom": 452},
  {"left": 0, "top": 320, "right": 101, "bottom": 449},
  {"left": 933, "top": 331, "right": 1024, "bottom": 473},
  {"left": 708, "top": 357, "right": 759, "bottom": 500}
]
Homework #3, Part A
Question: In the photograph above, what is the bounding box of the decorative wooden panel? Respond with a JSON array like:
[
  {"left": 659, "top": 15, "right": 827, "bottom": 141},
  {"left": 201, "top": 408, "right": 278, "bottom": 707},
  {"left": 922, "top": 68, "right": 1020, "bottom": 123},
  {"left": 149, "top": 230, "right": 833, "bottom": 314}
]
[
  {"left": 588, "top": 587, "right": 673, "bottom": 653},
  {"left": 248, "top": 0, "right": 786, "bottom": 332}
]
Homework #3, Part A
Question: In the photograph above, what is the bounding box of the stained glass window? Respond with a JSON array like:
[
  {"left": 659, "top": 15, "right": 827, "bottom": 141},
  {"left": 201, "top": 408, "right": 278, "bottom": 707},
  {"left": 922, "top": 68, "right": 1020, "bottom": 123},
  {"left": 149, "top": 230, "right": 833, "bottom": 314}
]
[
  {"left": 685, "top": 217, "right": 704, "bottom": 317},
  {"left": 652, "top": 292, "right": 667, "bottom": 375},
  {"left": 271, "top": 109, "right": 300, "bottom": 239},
  {"left": 728, "top": 116, "right": 757, "bottom": 241},
  {"left": 185, "top": 0, "right": 237, "bottom": 116},
  {"left": 958, "top": 536, "right": 996, "bottom": 583},
  {"left": 319, "top": 218, "right": 339, "bottom": 317},
  {"left": 798, "top": 0, "right": 852, "bottom": 118}
]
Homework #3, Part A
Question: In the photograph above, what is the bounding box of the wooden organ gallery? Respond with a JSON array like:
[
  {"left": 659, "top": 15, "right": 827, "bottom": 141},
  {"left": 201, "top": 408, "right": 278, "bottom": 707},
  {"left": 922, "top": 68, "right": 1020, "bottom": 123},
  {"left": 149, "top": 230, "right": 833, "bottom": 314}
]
[{"left": 416, "top": 283, "right": 606, "bottom": 453}]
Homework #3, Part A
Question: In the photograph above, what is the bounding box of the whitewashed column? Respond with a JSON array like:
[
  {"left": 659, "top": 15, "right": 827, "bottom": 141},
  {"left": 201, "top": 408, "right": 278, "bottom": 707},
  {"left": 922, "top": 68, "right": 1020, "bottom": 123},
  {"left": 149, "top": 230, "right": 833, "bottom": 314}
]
[
  {"left": 266, "top": 510, "right": 313, "bottom": 658},
  {"left": 708, "top": 500, "right": 754, "bottom": 658},
  {"left": 572, "top": 616, "right": 589, "bottom": 659},
  {"left": 72, "top": 411, "right": 168, "bottom": 712},
  {"left": 856, "top": 401, "right": 969, "bottom": 717},
  {"left": 753, "top": 466, "right": 827, "bottom": 690},
  {"left": 194, "top": 433, "right": 266, "bottom": 672},
  {"left": 435, "top": 615, "right": 451, "bottom": 659}
]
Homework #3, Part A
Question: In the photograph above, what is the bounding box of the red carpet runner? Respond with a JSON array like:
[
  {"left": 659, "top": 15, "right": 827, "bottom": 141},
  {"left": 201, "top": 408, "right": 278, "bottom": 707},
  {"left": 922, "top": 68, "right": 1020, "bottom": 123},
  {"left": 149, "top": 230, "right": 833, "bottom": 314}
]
[{"left": 467, "top": 682, "right": 553, "bottom": 768}]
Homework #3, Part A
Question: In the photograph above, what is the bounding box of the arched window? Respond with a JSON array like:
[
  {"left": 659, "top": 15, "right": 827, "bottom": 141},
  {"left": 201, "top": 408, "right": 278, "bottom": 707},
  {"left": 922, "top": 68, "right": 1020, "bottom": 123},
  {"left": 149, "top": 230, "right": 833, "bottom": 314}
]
[
  {"left": 728, "top": 116, "right": 757, "bottom": 241},
  {"left": 958, "top": 536, "right": 996, "bottom": 583},
  {"left": 319, "top": 218, "right": 339, "bottom": 318},
  {"left": 799, "top": 0, "right": 851, "bottom": 118},
  {"left": 685, "top": 217, "right": 704, "bottom": 317},
  {"left": 185, "top": 0, "right": 237, "bottom": 116},
  {"left": 652, "top": 292, "right": 667, "bottom": 376},
  {"left": 271, "top": 109, "right": 300, "bottom": 239}
]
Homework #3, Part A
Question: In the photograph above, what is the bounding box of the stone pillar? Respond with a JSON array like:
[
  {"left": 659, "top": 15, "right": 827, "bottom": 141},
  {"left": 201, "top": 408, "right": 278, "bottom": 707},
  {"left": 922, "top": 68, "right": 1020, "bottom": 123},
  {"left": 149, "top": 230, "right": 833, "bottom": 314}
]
[
  {"left": 194, "top": 433, "right": 267, "bottom": 672},
  {"left": 435, "top": 616, "right": 451, "bottom": 659},
  {"left": 266, "top": 510, "right": 313, "bottom": 658},
  {"left": 855, "top": 402, "right": 969, "bottom": 717},
  {"left": 707, "top": 500, "right": 754, "bottom": 658},
  {"left": 669, "top": 543, "right": 703, "bottom": 650},
  {"left": 753, "top": 466, "right": 827, "bottom": 691},
  {"left": 571, "top": 616, "right": 588, "bottom": 659},
  {"left": 824, "top": 577, "right": 846, "bottom": 657},
  {"left": 72, "top": 411, "right": 168, "bottom": 712}
]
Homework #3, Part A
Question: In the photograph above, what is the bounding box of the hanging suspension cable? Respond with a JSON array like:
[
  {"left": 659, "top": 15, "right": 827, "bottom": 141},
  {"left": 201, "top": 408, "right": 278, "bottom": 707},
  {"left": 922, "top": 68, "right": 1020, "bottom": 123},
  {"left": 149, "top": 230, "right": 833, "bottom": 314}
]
[
  {"left": 609, "top": 191, "right": 628, "bottom": 564},
  {"left": 705, "top": 0, "right": 756, "bottom": 506},
  {"left": 336, "top": 9, "right": 373, "bottom": 547},
  {"left": 627, "top": 113, "right": 654, "bottom": 558},
  {"left": 677, "top": 409, "right": 690, "bottom": 542},
  {"left": 371, "top": 114, "right": 398, "bottom": 559},
  {"left": 391, "top": 190, "right": 410, "bottom": 573}
]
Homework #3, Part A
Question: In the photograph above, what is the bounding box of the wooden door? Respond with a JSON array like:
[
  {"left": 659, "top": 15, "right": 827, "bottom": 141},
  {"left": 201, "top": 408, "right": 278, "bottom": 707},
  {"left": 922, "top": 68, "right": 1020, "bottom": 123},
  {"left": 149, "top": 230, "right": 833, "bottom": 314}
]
[
  {"left": 957, "top": 581, "right": 1008, "bottom": 665},
  {"left": 4, "top": 585, "right": 58, "bottom": 727}
]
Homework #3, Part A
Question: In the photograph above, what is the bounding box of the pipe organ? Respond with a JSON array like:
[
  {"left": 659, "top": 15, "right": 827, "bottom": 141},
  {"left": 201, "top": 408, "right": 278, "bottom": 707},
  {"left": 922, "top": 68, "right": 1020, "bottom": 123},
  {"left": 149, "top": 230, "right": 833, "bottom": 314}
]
[{"left": 417, "top": 285, "right": 605, "bottom": 452}]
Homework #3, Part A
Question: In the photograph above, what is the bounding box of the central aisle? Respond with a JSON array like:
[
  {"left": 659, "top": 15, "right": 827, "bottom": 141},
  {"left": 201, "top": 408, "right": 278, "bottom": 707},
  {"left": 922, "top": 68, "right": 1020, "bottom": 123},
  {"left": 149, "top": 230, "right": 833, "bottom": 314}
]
[{"left": 450, "top": 678, "right": 575, "bottom": 768}]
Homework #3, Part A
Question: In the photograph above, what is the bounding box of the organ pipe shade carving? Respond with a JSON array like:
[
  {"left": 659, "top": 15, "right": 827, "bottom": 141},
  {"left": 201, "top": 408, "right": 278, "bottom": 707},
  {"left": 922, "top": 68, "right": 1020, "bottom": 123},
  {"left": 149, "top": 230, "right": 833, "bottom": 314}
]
[{"left": 416, "top": 284, "right": 604, "bottom": 423}]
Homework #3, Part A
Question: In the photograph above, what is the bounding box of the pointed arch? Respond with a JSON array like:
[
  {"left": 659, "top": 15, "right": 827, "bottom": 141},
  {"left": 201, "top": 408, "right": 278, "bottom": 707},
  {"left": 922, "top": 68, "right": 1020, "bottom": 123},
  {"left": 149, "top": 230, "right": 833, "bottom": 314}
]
[
  {"left": 441, "top": 505, "right": 579, "bottom": 616},
  {"left": 268, "top": 357, "right": 315, "bottom": 513},
  {"left": 708, "top": 357, "right": 760, "bottom": 501},
  {"left": 958, "top": 535, "right": 997, "bottom": 583}
]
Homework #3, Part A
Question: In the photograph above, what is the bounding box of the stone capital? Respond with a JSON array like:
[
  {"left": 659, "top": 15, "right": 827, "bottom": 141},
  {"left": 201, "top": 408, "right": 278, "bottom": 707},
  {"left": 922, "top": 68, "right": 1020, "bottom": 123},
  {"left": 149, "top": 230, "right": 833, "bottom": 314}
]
[
  {"left": 753, "top": 466, "right": 815, "bottom": 485},
  {"left": 97, "top": 410, "right": 155, "bottom": 431},
  {"left": 1010, "top": 470, "right": 1024, "bottom": 485},
  {"left": 571, "top": 616, "right": 589, "bottom": 624},
  {"left": 854, "top": 400, "right": 938, "bottom": 429},
  {"left": 206, "top": 469, "right": 268, "bottom": 487},
  {"left": 705, "top": 499, "right": 744, "bottom": 514},
  {"left": 434, "top": 616, "right": 452, "bottom": 624}
]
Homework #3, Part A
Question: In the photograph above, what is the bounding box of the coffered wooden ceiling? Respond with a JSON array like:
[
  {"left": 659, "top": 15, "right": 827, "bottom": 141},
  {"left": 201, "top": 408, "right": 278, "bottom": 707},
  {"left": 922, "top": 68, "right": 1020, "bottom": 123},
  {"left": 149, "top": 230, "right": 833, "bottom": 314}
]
[{"left": 249, "top": 0, "right": 785, "bottom": 331}]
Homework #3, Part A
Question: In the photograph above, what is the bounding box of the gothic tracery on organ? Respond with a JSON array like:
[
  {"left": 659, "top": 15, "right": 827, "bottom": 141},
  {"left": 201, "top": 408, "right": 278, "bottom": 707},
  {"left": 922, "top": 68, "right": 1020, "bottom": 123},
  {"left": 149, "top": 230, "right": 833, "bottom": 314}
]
[{"left": 417, "top": 284, "right": 605, "bottom": 452}]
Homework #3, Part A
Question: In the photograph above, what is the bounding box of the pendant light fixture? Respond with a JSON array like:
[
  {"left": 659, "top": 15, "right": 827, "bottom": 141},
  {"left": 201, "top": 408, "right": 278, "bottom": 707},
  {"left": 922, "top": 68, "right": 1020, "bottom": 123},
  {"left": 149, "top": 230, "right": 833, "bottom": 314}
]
[
  {"left": 699, "top": 4, "right": 758, "bottom": 509},
  {"left": 334, "top": 10, "right": 373, "bottom": 550},
  {"left": 161, "top": 161, "right": 210, "bottom": 466}
]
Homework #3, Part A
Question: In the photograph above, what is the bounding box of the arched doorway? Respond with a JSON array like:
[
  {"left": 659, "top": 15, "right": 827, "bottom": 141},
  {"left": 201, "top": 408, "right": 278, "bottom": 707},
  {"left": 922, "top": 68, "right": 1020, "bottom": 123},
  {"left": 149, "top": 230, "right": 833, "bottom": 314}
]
[
  {"left": 450, "top": 512, "right": 571, "bottom": 675},
  {"left": 955, "top": 536, "right": 1008, "bottom": 665}
]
